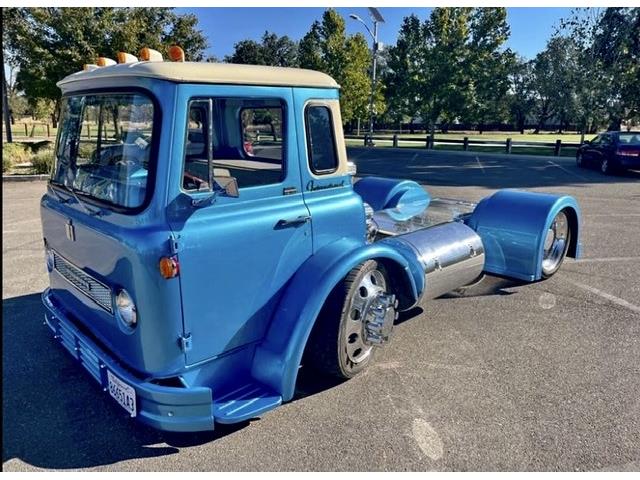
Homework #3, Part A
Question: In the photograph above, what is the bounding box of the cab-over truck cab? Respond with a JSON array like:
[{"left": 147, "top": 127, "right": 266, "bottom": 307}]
[{"left": 42, "top": 57, "right": 581, "bottom": 432}]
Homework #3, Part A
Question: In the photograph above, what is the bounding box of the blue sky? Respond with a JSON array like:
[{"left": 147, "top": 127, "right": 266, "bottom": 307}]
[{"left": 177, "top": 7, "right": 574, "bottom": 61}]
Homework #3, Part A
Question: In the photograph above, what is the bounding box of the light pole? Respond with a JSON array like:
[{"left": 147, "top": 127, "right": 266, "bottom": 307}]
[{"left": 349, "top": 7, "right": 385, "bottom": 146}]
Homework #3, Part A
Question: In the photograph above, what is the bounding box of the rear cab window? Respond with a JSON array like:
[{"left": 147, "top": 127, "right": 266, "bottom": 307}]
[{"left": 305, "top": 105, "right": 338, "bottom": 175}]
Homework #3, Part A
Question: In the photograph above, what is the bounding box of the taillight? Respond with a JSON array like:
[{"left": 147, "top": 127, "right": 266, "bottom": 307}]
[
  {"left": 159, "top": 256, "right": 180, "bottom": 279},
  {"left": 617, "top": 150, "right": 639, "bottom": 156}
]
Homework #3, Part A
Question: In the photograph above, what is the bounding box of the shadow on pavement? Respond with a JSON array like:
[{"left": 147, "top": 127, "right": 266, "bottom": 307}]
[
  {"left": 0, "top": 275, "right": 530, "bottom": 469},
  {"left": 347, "top": 146, "right": 640, "bottom": 190},
  {"left": 1, "top": 293, "right": 248, "bottom": 469}
]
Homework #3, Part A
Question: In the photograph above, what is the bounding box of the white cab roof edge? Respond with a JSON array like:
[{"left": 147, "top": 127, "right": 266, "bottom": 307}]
[{"left": 58, "top": 62, "right": 340, "bottom": 90}]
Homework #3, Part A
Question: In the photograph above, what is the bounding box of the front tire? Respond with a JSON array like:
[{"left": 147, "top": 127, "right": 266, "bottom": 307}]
[{"left": 305, "top": 260, "right": 396, "bottom": 379}]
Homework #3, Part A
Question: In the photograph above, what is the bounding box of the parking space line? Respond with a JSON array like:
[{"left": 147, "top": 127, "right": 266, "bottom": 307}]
[
  {"left": 547, "top": 160, "right": 589, "bottom": 181},
  {"left": 475, "top": 156, "right": 485, "bottom": 174},
  {"left": 567, "top": 278, "right": 640, "bottom": 314}
]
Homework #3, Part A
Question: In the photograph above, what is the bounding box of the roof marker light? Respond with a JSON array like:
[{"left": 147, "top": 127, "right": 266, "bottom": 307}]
[
  {"left": 97, "top": 57, "right": 116, "bottom": 67},
  {"left": 168, "top": 45, "right": 185, "bottom": 62},
  {"left": 117, "top": 52, "right": 138, "bottom": 64},
  {"left": 83, "top": 64, "right": 99, "bottom": 71},
  {"left": 139, "top": 47, "right": 163, "bottom": 62}
]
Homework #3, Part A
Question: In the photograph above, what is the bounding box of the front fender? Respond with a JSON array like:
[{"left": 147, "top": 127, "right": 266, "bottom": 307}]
[
  {"left": 251, "top": 238, "right": 424, "bottom": 401},
  {"left": 467, "top": 190, "right": 582, "bottom": 281}
]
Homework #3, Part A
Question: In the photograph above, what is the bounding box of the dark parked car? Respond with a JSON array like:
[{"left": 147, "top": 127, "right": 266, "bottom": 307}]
[{"left": 576, "top": 131, "right": 640, "bottom": 174}]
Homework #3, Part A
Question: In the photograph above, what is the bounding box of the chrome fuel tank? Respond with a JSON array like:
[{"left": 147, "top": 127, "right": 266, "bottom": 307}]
[{"left": 386, "top": 221, "right": 485, "bottom": 300}]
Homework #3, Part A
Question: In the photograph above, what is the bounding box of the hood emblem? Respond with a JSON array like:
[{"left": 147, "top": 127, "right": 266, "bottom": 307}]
[{"left": 66, "top": 219, "right": 76, "bottom": 242}]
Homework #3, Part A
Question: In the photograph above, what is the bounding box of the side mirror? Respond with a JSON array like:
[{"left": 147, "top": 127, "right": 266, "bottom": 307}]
[{"left": 213, "top": 176, "right": 239, "bottom": 198}]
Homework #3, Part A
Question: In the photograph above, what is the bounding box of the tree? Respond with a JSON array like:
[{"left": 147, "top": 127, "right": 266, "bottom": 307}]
[
  {"left": 530, "top": 36, "right": 580, "bottom": 133},
  {"left": 3, "top": 7, "right": 208, "bottom": 126},
  {"left": 558, "top": 7, "right": 639, "bottom": 131},
  {"left": 420, "top": 7, "right": 473, "bottom": 133},
  {"left": 384, "top": 14, "right": 425, "bottom": 129},
  {"left": 465, "top": 8, "right": 514, "bottom": 132},
  {"left": 508, "top": 57, "right": 536, "bottom": 133},
  {"left": 225, "top": 31, "right": 297, "bottom": 67},
  {"left": 298, "top": 9, "right": 377, "bottom": 126}
]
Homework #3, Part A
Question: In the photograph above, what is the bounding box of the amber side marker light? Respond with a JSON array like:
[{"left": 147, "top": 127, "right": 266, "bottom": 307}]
[
  {"left": 139, "top": 47, "right": 163, "bottom": 62},
  {"left": 159, "top": 256, "right": 180, "bottom": 279},
  {"left": 97, "top": 57, "right": 116, "bottom": 67},
  {"left": 117, "top": 52, "right": 138, "bottom": 64},
  {"left": 168, "top": 45, "right": 185, "bottom": 62}
]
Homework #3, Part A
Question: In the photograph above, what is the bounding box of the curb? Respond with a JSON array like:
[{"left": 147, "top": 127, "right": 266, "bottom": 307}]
[{"left": 3, "top": 174, "right": 49, "bottom": 182}]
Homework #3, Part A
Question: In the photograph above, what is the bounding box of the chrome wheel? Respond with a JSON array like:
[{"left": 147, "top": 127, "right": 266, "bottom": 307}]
[
  {"left": 344, "top": 269, "right": 395, "bottom": 365},
  {"left": 601, "top": 158, "right": 610, "bottom": 174},
  {"left": 541, "top": 210, "right": 570, "bottom": 277}
]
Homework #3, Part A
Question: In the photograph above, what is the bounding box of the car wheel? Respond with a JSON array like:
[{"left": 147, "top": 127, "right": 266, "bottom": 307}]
[
  {"left": 576, "top": 152, "right": 584, "bottom": 168},
  {"left": 541, "top": 210, "right": 571, "bottom": 279},
  {"left": 305, "top": 260, "right": 397, "bottom": 379}
]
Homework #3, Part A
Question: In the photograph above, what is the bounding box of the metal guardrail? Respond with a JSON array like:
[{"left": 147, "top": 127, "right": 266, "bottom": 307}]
[{"left": 345, "top": 134, "right": 582, "bottom": 156}]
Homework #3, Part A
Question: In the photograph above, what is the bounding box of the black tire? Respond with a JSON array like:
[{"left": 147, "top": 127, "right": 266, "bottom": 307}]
[{"left": 304, "top": 260, "right": 391, "bottom": 379}]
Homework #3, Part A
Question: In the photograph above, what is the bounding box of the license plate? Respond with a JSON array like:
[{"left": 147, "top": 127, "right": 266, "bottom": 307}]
[{"left": 107, "top": 370, "right": 137, "bottom": 417}]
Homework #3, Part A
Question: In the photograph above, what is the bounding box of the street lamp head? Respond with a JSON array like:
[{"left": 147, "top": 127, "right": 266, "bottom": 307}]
[{"left": 349, "top": 13, "right": 362, "bottom": 22}]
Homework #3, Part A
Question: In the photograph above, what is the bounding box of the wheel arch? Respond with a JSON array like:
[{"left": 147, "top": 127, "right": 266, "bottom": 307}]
[
  {"left": 251, "top": 238, "right": 424, "bottom": 402},
  {"left": 467, "top": 189, "right": 582, "bottom": 281}
]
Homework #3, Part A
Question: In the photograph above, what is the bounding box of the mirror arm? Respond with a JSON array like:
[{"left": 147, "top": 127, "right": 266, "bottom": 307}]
[{"left": 191, "top": 191, "right": 218, "bottom": 208}]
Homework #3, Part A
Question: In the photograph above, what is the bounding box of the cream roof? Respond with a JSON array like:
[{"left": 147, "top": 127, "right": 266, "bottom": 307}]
[{"left": 58, "top": 61, "right": 340, "bottom": 89}]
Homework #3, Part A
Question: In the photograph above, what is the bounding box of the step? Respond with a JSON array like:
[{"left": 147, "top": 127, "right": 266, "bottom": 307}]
[{"left": 213, "top": 380, "right": 282, "bottom": 424}]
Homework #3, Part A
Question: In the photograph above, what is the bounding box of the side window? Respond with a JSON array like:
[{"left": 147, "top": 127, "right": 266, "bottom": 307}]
[
  {"left": 602, "top": 134, "right": 614, "bottom": 146},
  {"left": 306, "top": 105, "right": 338, "bottom": 174},
  {"left": 241, "top": 108, "right": 283, "bottom": 161},
  {"left": 591, "top": 135, "right": 602, "bottom": 145},
  {"left": 181, "top": 98, "right": 285, "bottom": 192}
]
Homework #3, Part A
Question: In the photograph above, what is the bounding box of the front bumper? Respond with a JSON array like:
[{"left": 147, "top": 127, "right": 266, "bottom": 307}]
[{"left": 42, "top": 288, "right": 215, "bottom": 432}]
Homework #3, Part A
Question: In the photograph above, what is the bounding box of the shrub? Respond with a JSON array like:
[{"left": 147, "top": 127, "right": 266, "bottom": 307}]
[
  {"left": 30, "top": 148, "right": 55, "bottom": 174},
  {"left": 3, "top": 142, "right": 30, "bottom": 169}
]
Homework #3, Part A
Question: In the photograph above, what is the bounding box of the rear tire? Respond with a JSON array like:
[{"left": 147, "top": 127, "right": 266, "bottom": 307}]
[
  {"left": 304, "top": 260, "right": 395, "bottom": 379},
  {"left": 541, "top": 210, "right": 572, "bottom": 279}
]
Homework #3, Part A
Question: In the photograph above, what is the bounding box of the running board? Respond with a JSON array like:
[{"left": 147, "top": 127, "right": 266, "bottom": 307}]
[{"left": 213, "top": 380, "right": 282, "bottom": 424}]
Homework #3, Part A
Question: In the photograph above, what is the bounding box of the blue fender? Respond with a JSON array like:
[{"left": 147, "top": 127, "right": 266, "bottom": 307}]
[
  {"left": 251, "top": 237, "right": 424, "bottom": 402},
  {"left": 353, "top": 177, "right": 430, "bottom": 212},
  {"left": 466, "top": 190, "right": 582, "bottom": 281}
]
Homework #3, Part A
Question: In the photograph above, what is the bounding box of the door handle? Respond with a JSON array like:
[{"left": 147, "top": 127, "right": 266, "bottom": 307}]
[{"left": 276, "top": 215, "right": 311, "bottom": 228}]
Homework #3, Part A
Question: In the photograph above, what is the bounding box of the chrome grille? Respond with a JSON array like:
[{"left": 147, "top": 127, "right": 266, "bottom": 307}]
[{"left": 53, "top": 251, "right": 113, "bottom": 313}]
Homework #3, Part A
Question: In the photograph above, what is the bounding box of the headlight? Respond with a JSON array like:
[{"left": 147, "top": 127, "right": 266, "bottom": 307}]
[
  {"left": 45, "top": 246, "right": 55, "bottom": 272},
  {"left": 116, "top": 289, "right": 137, "bottom": 328}
]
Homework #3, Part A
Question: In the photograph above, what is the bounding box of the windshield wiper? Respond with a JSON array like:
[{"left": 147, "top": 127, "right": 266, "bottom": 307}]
[
  {"left": 47, "top": 183, "right": 72, "bottom": 204},
  {"left": 69, "top": 186, "right": 103, "bottom": 217}
]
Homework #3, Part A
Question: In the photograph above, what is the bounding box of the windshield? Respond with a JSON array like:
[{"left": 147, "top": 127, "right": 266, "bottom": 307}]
[
  {"left": 52, "top": 93, "right": 155, "bottom": 210},
  {"left": 619, "top": 133, "right": 640, "bottom": 146}
]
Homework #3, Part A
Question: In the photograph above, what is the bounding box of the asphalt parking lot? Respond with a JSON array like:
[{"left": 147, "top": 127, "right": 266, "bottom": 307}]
[{"left": 3, "top": 147, "right": 639, "bottom": 471}]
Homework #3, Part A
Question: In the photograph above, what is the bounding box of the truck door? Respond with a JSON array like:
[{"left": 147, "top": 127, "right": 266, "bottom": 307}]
[{"left": 167, "top": 86, "right": 312, "bottom": 365}]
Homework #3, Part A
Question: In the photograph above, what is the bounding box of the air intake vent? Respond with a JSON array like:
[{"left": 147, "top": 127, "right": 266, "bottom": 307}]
[{"left": 53, "top": 251, "right": 113, "bottom": 313}]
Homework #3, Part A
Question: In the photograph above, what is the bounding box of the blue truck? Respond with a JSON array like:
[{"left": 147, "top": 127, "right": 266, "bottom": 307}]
[{"left": 41, "top": 48, "right": 581, "bottom": 432}]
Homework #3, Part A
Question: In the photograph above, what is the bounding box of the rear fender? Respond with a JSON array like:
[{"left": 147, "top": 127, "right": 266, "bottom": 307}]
[
  {"left": 251, "top": 238, "right": 424, "bottom": 401},
  {"left": 466, "top": 190, "right": 581, "bottom": 281}
]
